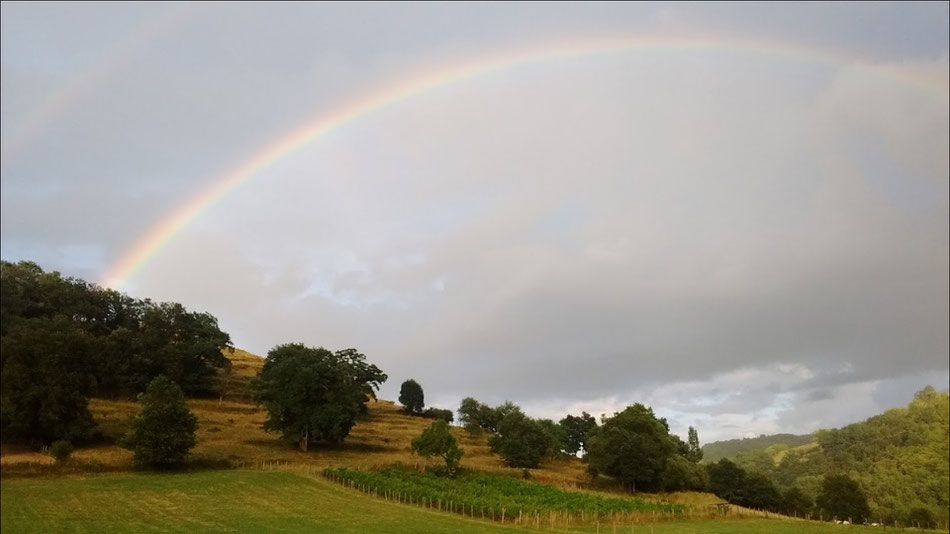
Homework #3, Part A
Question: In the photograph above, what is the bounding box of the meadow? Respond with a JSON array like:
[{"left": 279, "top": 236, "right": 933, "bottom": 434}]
[{"left": 0, "top": 469, "right": 893, "bottom": 534}]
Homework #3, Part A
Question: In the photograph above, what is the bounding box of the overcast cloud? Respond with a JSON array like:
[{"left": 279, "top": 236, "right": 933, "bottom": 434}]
[{"left": 2, "top": 2, "right": 947, "bottom": 442}]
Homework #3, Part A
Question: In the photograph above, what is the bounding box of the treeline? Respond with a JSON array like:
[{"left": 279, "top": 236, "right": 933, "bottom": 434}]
[
  {"left": 0, "top": 260, "right": 233, "bottom": 444},
  {"left": 701, "top": 433, "right": 814, "bottom": 463},
  {"left": 720, "top": 387, "right": 949, "bottom": 528},
  {"left": 398, "top": 383, "right": 707, "bottom": 493},
  {"left": 455, "top": 397, "right": 706, "bottom": 493}
]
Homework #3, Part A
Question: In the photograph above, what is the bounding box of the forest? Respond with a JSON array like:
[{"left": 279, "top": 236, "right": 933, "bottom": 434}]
[{"left": 707, "top": 388, "right": 949, "bottom": 527}]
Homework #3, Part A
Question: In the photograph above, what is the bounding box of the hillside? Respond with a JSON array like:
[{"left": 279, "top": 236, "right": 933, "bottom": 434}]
[
  {"left": 1, "top": 348, "right": 589, "bottom": 487},
  {"left": 714, "top": 388, "right": 949, "bottom": 527},
  {"left": 702, "top": 433, "right": 815, "bottom": 463},
  {"left": 4, "top": 348, "right": 947, "bottom": 531}
]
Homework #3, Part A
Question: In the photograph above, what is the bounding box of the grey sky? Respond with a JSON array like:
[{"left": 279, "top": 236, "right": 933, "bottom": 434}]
[{"left": 2, "top": 2, "right": 947, "bottom": 442}]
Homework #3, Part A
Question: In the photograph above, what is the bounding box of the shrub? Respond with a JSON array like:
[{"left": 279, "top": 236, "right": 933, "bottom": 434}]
[
  {"left": 48, "top": 440, "right": 75, "bottom": 464},
  {"left": 421, "top": 407, "right": 454, "bottom": 423}
]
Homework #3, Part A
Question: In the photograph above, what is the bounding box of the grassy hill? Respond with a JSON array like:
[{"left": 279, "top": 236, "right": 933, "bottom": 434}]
[
  {"left": 3, "top": 349, "right": 945, "bottom": 533},
  {"left": 701, "top": 433, "right": 815, "bottom": 463},
  {"left": 3, "top": 348, "right": 592, "bottom": 485}
]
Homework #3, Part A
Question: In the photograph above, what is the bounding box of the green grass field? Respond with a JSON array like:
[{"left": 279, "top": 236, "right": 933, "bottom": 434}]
[{"left": 1, "top": 469, "right": 890, "bottom": 534}]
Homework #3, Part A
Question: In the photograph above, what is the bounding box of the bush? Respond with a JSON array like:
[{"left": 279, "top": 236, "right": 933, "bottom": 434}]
[
  {"left": 122, "top": 376, "right": 197, "bottom": 468},
  {"left": 48, "top": 440, "right": 75, "bottom": 464},
  {"left": 421, "top": 407, "right": 454, "bottom": 423}
]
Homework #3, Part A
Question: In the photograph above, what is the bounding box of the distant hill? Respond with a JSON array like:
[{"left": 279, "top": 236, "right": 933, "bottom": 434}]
[
  {"left": 705, "top": 388, "right": 949, "bottom": 526},
  {"left": 702, "top": 433, "right": 814, "bottom": 463}
]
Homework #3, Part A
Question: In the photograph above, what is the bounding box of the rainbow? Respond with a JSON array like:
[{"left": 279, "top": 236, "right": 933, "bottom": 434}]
[{"left": 100, "top": 32, "right": 949, "bottom": 289}]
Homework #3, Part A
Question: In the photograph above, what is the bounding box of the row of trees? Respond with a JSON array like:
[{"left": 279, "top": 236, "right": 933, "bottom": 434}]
[
  {"left": 0, "top": 261, "right": 232, "bottom": 445},
  {"left": 454, "top": 397, "right": 707, "bottom": 493},
  {"left": 708, "top": 458, "right": 871, "bottom": 522}
]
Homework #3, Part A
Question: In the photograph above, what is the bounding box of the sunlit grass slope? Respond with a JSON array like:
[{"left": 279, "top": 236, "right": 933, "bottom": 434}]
[
  {"left": 3, "top": 349, "right": 587, "bottom": 484},
  {"left": 0, "top": 469, "right": 880, "bottom": 534}
]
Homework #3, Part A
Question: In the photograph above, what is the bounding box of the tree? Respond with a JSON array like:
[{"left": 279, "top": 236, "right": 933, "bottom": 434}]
[
  {"left": 458, "top": 397, "right": 483, "bottom": 434},
  {"left": 816, "top": 474, "right": 871, "bottom": 523},
  {"left": 559, "top": 411, "right": 597, "bottom": 455},
  {"left": 335, "top": 348, "right": 388, "bottom": 414},
  {"left": 585, "top": 404, "right": 677, "bottom": 492},
  {"left": 661, "top": 454, "right": 708, "bottom": 491},
  {"left": 707, "top": 458, "right": 748, "bottom": 503},
  {"left": 488, "top": 410, "right": 553, "bottom": 468},
  {"left": 743, "top": 472, "right": 782, "bottom": 511},
  {"left": 411, "top": 420, "right": 464, "bottom": 476},
  {"left": 399, "top": 379, "right": 425, "bottom": 415},
  {"left": 781, "top": 486, "right": 814, "bottom": 517},
  {"left": 687, "top": 426, "right": 703, "bottom": 462},
  {"left": 457, "top": 398, "right": 514, "bottom": 435},
  {"left": 253, "top": 343, "right": 386, "bottom": 451},
  {"left": 0, "top": 316, "right": 97, "bottom": 444},
  {"left": 537, "top": 419, "right": 570, "bottom": 457},
  {"left": 1, "top": 260, "right": 233, "bottom": 400},
  {"left": 122, "top": 376, "right": 197, "bottom": 468}
]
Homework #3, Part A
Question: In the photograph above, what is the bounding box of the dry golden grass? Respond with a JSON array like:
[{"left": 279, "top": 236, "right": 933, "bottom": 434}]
[{"left": 0, "top": 349, "right": 586, "bottom": 484}]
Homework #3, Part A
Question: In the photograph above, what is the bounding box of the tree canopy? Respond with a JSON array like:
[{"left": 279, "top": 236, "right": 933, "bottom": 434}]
[
  {"left": 585, "top": 404, "right": 678, "bottom": 492},
  {"left": 817, "top": 474, "right": 871, "bottom": 523},
  {"left": 0, "top": 315, "right": 98, "bottom": 444},
  {"left": 254, "top": 343, "right": 386, "bottom": 450},
  {"left": 121, "top": 375, "right": 198, "bottom": 468},
  {"left": 411, "top": 419, "right": 463, "bottom": 476},
  {"left": 1, "top": 260, "right": 232, "bottom": 444},
  {"left": 399, "top": 379, "right": 425, "bottom": 415},
  {"left": 559, "top": 411, "right": 597, "bottom": 455},
  {"left": 488, "top": 409, "right": 553, "bottom": 469}
]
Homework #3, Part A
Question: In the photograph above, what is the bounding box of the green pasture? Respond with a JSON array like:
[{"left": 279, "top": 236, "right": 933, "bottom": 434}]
[{"left": 0, "top": 469, "right": 898, "bottom": 534}]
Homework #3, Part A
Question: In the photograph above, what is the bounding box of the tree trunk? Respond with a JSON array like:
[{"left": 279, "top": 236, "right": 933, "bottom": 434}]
[{"left": 299, "top": 429, "right": 309, "bottom": 451}]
